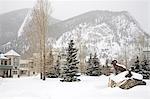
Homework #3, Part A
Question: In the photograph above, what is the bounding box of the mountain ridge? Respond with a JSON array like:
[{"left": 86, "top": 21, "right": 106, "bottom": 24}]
[{"left": 0, "top": 9, "right": 149, "bottom": 60}]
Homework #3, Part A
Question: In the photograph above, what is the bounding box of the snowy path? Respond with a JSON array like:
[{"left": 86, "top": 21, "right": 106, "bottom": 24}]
[{"left": 0, "top": 75, "right": 149, "bottom": 99}]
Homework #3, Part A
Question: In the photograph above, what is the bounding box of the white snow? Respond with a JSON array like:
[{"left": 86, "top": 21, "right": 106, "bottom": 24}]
[
  {"left": 116, "top": 63, "right": 126, "bottom": 69},
  {"left": 0, "top": 75, "right": 149, "bottom": 99},
  {"left": 110, "top": 71, "right": 143, "bottom": 83},
  {"left": 0, "top": 54, "right": 8, "bottom": 60},
  {"left": 17, "top": 5, "right": 34, "bottom": 37}
]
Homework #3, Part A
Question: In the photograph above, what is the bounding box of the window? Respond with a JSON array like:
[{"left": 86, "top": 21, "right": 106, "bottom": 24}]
[
  {"left": 13, "top": 71, "right": 17, "bottom": 74},
  {"left": 4, "top": 61, "right": 7, "bottom": 65},
  {"left": 1, "top": 60, "right": 3, "bottom": 65},
  {"left": 9, "top": 58, "right": 11, "bottom": 65}
]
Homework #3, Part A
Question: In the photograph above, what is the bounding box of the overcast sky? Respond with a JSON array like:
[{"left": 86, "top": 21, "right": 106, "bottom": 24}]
[{"left": 0, "top": 0, "right": 149, "bottom": 33}]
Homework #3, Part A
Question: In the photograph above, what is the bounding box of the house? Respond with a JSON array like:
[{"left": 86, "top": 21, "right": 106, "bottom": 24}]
[
  {"left": 142, "top": 48, "right": 150, "bottom": 62},
  {"left": 0, "top": 50, "right": 20, "bottom": 78},
  {"left": 32, "top": 53, "right": 40, "bottom": 74},
  {"left": 22, "top": 49, "right": 61, "bottom": 76},
  {"left": 0, "top": 53, "right": 12, "bottom": 77},
  {"left": 19, "top": 59, "right": 34, "bottom": 76},
  {"left": 19, "top": 60, "right": 29, "bottom": 76}
]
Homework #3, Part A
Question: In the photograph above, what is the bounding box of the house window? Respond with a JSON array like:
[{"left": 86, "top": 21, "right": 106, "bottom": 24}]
[
  {"left": 4, "top": 60, "right": 7, "bottom": 65},
  {"left": 13, "top": 71, "right": 17, "bottom": 74},
  {"left": 9, "top": 58, "right": 11, "bottom": 65},
  {"left": 13, "top": 57, "right": 19, "bottom": 67},
  {"left": 1, "top": 60, "right": 3, "bottom": 65}
]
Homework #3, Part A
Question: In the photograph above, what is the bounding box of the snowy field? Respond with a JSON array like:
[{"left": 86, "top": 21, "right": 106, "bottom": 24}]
[{"left": 0, "top": 75, "right": 150, "bottom": 99}]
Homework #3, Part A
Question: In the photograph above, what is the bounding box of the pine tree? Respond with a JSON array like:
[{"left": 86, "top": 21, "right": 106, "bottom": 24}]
[
  {"left": 60, "top": 40, "right": 80, "bottom": 82},
  {"left": 101, "top": 59, "right": 112, "bottom": 76},
  {"left": 131, "top": 56, "right": 150, "bottom": 79},
  {"left": 86, "top": 53, "right": 101, "bottom": 76},
  {"left": 140, "top": 57, "right": 150, "bottom": 79},
  {"left": 131, "top": 56, "right": 141, "bottom": 73},
  {"left": 105, "top": 59, "right": 109, "bottom": 67},
  {"left": 86, "top": 53, "right": 93, "bottom": 75},
  {"left": 46, "top": 50, "right": 58, "bottom": 78},
  {"left": 55, "top": 55, "right": 61, "bottom": 77}
]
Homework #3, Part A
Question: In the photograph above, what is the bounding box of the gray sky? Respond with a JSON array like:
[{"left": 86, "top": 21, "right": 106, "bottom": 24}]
[{"left": 0, "top": 0, "right": 149, "bottom": 33}]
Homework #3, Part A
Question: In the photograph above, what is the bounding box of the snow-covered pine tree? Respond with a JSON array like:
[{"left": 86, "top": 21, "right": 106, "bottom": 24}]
[
  {"left": 131, "top": 56, "right": 141, "bottom": 73},
  {"left": 86, "top": 53, "right": 93, "bottom": 75},
  {"left": 101, "top": 59, "right": 112, "bottom": 76},
  {"left": 105, "top": 59, "right": 109, "bottom": 67},
  {"left": 60, "top": 40, "right": 80, "bottom": 82},
  {"left": 46, "top": 50, "right": 58, "bottom": 78},
  {"left": 92, "top": 53, "right": 101, "bottom": 76},
  {"left": 131, "top": 56, "right": 150, "bottom": 79},
  {"left": 86, "top": 53, "right": 101, "bottom": 76},
  {"left": 140, "top": 57, "right": 150, "bottom": 79},
  {"left": 55, "top": 55, "right": 61, "bottom": 77}
]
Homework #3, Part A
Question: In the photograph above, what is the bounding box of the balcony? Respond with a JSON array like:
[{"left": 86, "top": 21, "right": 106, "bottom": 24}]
[{"left": 0, "top": 65, "right": 13, "bottom": 69}]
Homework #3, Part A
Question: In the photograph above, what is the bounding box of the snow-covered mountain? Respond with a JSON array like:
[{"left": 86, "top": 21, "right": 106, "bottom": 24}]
[
  {"left": 0, "top": 9, "right": 60, "bottom": 58},
  {"left": 0, "top": 10, "right": 149, "bottom": 61},
  {"left": 55, "top": 11, "right": 149, "bottom": 63},
  {"left": 0, "top": 9, "right": 29, "bottom": 45}
]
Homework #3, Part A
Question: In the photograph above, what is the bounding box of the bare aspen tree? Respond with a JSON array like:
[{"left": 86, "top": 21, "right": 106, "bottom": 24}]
[
  {"left": 33, "top": 0, "right": 52, "bottom": 80},
  {"left": 76, "top": 25, "right": 86, "bottom": 74},
  {"left": 20, "top": 0, "right": 52, "bottom": 80}
]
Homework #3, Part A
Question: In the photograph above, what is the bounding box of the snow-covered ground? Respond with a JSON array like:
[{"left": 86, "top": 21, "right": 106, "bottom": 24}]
[{"left": 0, "top": 75, "right": 149, "bottom": 99}]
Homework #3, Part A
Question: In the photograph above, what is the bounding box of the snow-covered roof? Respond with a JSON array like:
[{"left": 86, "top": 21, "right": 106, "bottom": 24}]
[
  {"left": 0, "top": 54, "right": 8, "bottom": 60},
  {"left": 110, "top": 71, "right": 143, "bottom": 83},
  {"left": 4, "top": 50, "right": 20, "bottom": 57}
]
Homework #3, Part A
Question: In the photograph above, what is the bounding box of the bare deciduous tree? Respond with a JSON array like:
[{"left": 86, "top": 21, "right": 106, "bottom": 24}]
[
  {"left": 20, "top": 0, "right": 52, "bottom": 80},
  {"left": 33, "top": 0, "right": 52, "bottom": 80}
]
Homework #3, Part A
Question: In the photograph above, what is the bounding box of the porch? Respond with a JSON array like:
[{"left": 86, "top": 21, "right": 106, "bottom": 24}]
[{"left": 0, "top": 65, "right": 13, "bottom": 78}]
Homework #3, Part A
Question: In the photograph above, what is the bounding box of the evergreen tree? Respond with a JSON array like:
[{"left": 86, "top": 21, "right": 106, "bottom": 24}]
[
  {"left": 60, "top": 40, "right": 80, "bottom": 82},
  {"left": 101, "top": 59, "right": 112, "bottom": 76},
  {"left": 131, "top": 56, "right": 150, "bottom": 79},
  {"left": 86, "top": 53, "right": 93, "bottom": 75},
  {"left": 131, "top": 56, "right": 141, "bottom": 73},
  {"left": 105, "top": 59, "right": 109, "bottom": 67},
  {"left": 140, "top": 57, "right": 150, "bottom": 79},
  {"left": 47, "top": 53, "right": 60, "bottom": 78},
  {"left": 55, "top": 55, "right": 61, "bottom": 77},
  {"left": 86, "top": 53, "right": 101, "bottom": 76}
]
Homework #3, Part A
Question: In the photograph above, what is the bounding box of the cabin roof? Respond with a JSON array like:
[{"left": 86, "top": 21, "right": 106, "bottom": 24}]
[
  {"left": 4, "top": 50, "right": 20, "bottom": 57},
  {"left": 0, "top": 54, "right": 9, "bottom": 60}
]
